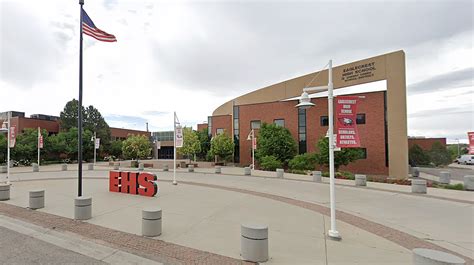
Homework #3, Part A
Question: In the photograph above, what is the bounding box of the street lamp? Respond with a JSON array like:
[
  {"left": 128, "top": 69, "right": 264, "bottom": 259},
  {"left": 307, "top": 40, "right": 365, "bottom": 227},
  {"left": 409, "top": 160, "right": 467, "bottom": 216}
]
[
  {"left": 91, "top": 132, "right": 97, "bottom": 165},
  {"left": 0, "top": 112, "right": 11, "bottom": 184},
  {"left": 295, "top": 60, "right": 341, "bottom": 240},
  {"left": 246, "top": 129, "right": 255, "bottom": 169}
]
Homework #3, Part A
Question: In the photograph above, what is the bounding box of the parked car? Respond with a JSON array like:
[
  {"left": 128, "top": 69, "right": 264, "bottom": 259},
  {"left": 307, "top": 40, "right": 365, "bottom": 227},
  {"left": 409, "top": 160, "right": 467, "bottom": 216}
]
[{"left": 457, "top": 155, "right": 474, "bottom": 165}]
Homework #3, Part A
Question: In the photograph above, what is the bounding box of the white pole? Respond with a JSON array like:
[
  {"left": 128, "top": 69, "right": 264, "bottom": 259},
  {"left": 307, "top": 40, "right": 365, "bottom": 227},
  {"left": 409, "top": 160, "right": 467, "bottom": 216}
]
[
  {"left": 6, "top": 112, "right": 10, "bottom": 184},
  {"left": 173, "top": 112, "right": 177, "bottom": 185},
  {"left": 251, "top": 130, "right": 255, "bottom": 170},
  {"left": 37, "top": 127, "right": 40, "bottom": 166},
  {"left": 93, "top": 132, "right": 97, "bottom": 165},
  {"left": 327, "top": 59, "right": 340, "bottom": 239}
]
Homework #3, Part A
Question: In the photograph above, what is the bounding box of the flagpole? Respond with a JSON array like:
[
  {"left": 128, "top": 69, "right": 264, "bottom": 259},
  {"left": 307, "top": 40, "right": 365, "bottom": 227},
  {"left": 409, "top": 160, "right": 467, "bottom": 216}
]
[
  {"left": 78, "top": 0, "right": 84, "bottom": 197},
  {"left": 173, "top": 112, "right": 177, "bottom": 185}
]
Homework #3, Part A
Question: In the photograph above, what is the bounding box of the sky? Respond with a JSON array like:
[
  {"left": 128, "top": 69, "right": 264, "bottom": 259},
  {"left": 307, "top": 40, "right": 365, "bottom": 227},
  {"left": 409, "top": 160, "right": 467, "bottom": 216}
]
[{"left": 0, "top": 0, "right": 472, "bottom": 143}]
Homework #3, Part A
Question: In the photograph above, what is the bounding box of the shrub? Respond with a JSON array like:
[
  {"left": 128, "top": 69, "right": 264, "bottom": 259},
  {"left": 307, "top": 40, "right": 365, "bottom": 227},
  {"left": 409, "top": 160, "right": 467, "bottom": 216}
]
[
  {"left": 256, "top": 123, "right": 297, "bottom": 166},
  {"left": 339, "top": 171, "right": 355, "bottom": 180},
  {"left": 288, "top": 153, "right": 318, "bottom": 171},
  {"left": 259, "top": 155, "right": 282, "bottom": 171},
  {"left": 288, "top": 169, "right": 308, "bottom": 175}
]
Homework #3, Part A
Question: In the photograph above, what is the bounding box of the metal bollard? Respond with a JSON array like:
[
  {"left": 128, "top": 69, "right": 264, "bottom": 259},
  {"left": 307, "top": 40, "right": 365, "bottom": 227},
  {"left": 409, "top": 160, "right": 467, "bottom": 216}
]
[
  {"left": 412, "top": 167, "right": 419, "bottom": 177},
  {"left": 312, "top": 171, "right": 322, "bottom": 182},
  {"left": 88, "top": 164, "right": 94, "bottom": 171},
  {"left": 113, "top": 163, "right": 119, "bottom": 170},
  {"left": 244, "top": 167, "right": 251, "bottom": 176},
  {"left": 61, "top": 164, "right": 68, "bottom": 171},
  {"left": 412, "top": 248, "right": 465, "bottom": 265},
  {"left": 355, "top": 174, "right": 367, "bottom": 186},
  {"left": 215, "top": 166, "right": 221, "bottom": 174},
  {"left": 163, "top": 164, "right": 169, "bottom": 171},
  {"left": 464, "top": 175, "right": 474, "bottom": 191},
  {"left": 0, "top": 184, "right": 10, "bottom": 201},
  {"left": 32, "top": 163, "right": 39, "bottom": 172},
  {"left": 188, "top": 164, "right": 194, "bottom": 172},
  {"left": 241, "top": 224, "right": 269, "bottom": 262},
  {"left": 138, "top": 163, "right": 144, "bottom": 171},
  {"left": 439, "top": 171, "right": 451, "bottom": 184},
  {"left": 0, "top": 166, "right": 6, "bottom": 173},
  {"left": 276, "top": 168, "right": 284, "bottom": 178},
  {"left": 142, "top": 208, "right": 162, "bottom": 237},
  {"left": 74, "top": 196, "right": 92, "bottom": 220},
  {"left": 29, "top": 190, "right": 45, "bottom": 209},
  {"left": 411, "top": 179, "right": 427, "bottom": 194}
]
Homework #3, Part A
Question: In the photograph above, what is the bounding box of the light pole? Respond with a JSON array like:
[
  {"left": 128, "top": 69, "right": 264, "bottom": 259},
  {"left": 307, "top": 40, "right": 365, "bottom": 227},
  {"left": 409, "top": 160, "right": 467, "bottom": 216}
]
[
  {"left": 455, "top": 138, "right": 460, "bottom": 156},
  {"left": 91, "top": 132, "right": 97, "bottom": 165},
  {"left": 173, "top": 112, "right": 181, "bottom": 185},
  {"left": 247, "top": 129, "right": 255, "bottom": 169},
  {"left": 295, "top": 60, "right": 341, "bottom": 240},
  {"left": 1, "top": 112, "right": 11, "bottom": 184}
]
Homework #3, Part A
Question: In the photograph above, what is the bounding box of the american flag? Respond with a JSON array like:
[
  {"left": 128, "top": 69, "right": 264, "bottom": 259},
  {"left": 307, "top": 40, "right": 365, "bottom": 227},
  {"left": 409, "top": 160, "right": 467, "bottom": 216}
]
[{"left": 82, "top": 9, "right": 117, "bottom": 42}]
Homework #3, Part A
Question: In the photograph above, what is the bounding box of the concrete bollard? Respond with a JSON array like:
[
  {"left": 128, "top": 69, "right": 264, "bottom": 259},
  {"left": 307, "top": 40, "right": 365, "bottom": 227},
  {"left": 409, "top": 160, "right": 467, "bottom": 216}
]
[
  {"left": 163, "top": 164, "right": 169, "bottom": 171},
  {"left": 0, "top": 184, "right": 10, "bottom": 201},
  {"left": 241, "top": 224, "right": 269, "bottom": 262},
  {"left": 412, "top": 248, "right": 465, "bottom": 265},
  {"left": 88, "top": 164, "right": 94, "bottom": 171},
  {"left": 188, "top": 164, "right": 194, "bottom": 172},
  {"left": 464, "top": 175, "right": 474, "bottom": 191},
  {"left": 113, "top": 163, "right": 119, "bottom": 170},
  {"left": 244, "top": 167, "right": 251, "bottom": 176},
  {"left": 61, "top": 164, "right": 68, "bottom": 171},
  {"left": 0, "top": 166, "right": 6, "bottom": 173},
  {"left": 412, "top": 167, "right": 419, "bottom": 177},
  {"left": 312, "top": 171, "right": 322, "bottom": 182},
  {"left": 276, "top": 168, "right": 284, "bottom": 179},
  {"left": 138, "top": 163, "right": 144, "bottom": 171},
  {"left": 355, "top": 174, "right": 367, "bottom": 186},
  {"left": 439, "top": 171, "right": 451, "bottom": 184},
  {"left": 142, "top": 208, "right": 162, "bottom": 237},
  {"left": 29, "top": 190, "right": 45, "bottom": 210},
  {"left": 215, "top": 166, "right": 221, "bottom": 174},
  {"left": 74, "top": 196, "right": 92, "bottom": 220},
  {"left": 32, "top": 163, "right": 39, "bottom": 172},
  {"left": 412, "top": 179, "right": 427, "bottom": 194}
]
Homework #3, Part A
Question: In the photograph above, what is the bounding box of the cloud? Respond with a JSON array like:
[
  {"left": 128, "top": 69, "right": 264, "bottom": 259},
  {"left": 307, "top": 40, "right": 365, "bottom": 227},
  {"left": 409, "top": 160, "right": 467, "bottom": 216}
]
[
  {"left": 409, "top": 104, "right": 473, "bottom": 118},
  {"left": 142, "top": 111, "right": 169, "bottom": 116},
  {"left": 408, "top": 67, "right": 473, "bottom": 94},
  {"left": 105, "top": 114, "right": 147, "bottom": 125}
]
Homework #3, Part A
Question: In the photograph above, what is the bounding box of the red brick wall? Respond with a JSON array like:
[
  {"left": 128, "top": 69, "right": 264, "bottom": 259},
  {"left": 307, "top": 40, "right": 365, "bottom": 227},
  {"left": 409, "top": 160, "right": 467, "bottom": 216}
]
[
  {"left": 408, "top": 138, "right": 446, "bottom": 151},
  {"left": 110, "top": 128, "right": 151, "bottom": 139},
  {"left": 197, "top": 123, "right": 208, "bottom": 132},
  {"left": 210, "top": 115, "right": 232, "bottom": 136},
  {"left": 10, "top": 117, "right": 60, "bottom": 134},
  {"left": 236, "top": 91, "right": 388, "bottom": 175}
]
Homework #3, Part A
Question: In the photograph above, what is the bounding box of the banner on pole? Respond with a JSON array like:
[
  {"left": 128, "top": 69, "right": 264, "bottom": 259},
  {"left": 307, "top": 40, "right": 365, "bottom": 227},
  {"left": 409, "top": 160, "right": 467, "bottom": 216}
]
[
  {"left": 252, "top": 137, "right": 257, "bottom": 150},
  {"left": 335, "top": 96, "right": 360, "bottom": 148},
  {"left": 157, "top": 141, "right": 161, "bottom": 150},
  {"left": 175, "top": 126, "right": 183, "bottom": 148},
  {"left": 10, "top": 126, "right": 16, "bottom": 148},
  {"left": 39, "top": 135, "right": 44, "bottom": 149},
  {"left": 468, "top": 132, "right": 474, "bottom": 155},
  {"left": 95, "top": 138, "right": 100, "bottom": 149}
]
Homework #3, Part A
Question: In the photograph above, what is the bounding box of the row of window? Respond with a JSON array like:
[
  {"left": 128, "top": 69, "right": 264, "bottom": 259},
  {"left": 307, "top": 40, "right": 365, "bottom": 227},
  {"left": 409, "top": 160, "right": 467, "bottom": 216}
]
[
  {"left": 320, "top": 114, "right": 366, "bottom": 126},
  {"left": 245, "top": 113, "right": 366, "bottom": 130}
]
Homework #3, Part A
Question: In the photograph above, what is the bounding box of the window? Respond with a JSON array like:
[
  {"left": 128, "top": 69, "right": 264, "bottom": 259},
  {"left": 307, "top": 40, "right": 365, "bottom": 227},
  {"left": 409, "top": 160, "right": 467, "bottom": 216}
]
[
  {"left": 251, "top": 120, "right": 261, "bottom": 130},
  {"left": 233, "top": 106, "right": 240, "bottom": 163},
  {"left": 320, "top": 116, "right": 328, "bottom": 126},
  {"left": 356, "top": 114, "right": 366, "bottom": 124},
  {"left": 274, "top": 119, "right": 285, "bottom": 127},
  {"left": 216, "top": 128, "right": 224, "bottom": 135},
  {"left": 207, "top": 116, "right": 212, "bottom": 136},
  {"left": 298, "top": 109, "right": 307, "bottom": 154}
]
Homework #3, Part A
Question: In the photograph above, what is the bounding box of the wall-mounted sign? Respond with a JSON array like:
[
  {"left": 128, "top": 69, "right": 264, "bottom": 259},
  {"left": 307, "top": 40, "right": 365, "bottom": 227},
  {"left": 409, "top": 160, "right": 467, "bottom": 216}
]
[
  {"left": 336, "top": 96, "right": 360, "bottom": 148},
  {"left": 109, "top": 171, "right": 158, "bottom": 197},
  {"left": 341, "top": 62, "right": 376, "bottom": 83}
]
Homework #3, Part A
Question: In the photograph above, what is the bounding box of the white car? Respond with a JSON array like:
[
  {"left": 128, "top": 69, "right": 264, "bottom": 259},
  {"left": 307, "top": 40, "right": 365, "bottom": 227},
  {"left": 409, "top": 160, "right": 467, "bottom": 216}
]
[{"left": 457, "top": 155, "right": 474, "bottom": 165}]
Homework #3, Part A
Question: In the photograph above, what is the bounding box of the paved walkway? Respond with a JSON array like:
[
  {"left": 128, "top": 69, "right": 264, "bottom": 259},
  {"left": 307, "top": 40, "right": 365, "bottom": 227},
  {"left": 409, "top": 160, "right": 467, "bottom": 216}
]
[{"left": 1, "top": 165, "right": 473, "bottom": 264}]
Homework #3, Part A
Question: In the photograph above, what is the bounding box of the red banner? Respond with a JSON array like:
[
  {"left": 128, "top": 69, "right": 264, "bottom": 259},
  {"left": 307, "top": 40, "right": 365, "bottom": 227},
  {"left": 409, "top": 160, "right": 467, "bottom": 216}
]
[
  {"left": 468, "top": 132, "right": 474, "bottom": 155},
  {"left": 336, "top": 96, "right": 360, "bottom": 148},
  {"left": 9, "top": 126, "right": 16, "bottom": 148},
  {"left": 39, "top": 135, "right": 44, "bottom": 149},
  {"left": 252, "top": 137, "right": 257, "bottom": 150}
]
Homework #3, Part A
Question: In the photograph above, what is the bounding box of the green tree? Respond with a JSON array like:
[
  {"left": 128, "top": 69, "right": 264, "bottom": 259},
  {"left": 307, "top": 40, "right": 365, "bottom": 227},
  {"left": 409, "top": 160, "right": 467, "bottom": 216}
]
[
  {"left": 429, "top": 142, "right": 451, "bottom": 166},
  {"left": 409, "top": 144, "right": 430, "bottom": 166},
  {"left": 178, "top": 127, "right": 201, "bottom": 161},
  {"left": 197, "top": 128, "right": 211, "bottom": 160},
  {"left": 122, "top": 135, "right": 151, "bottom": 161},
  {"left": 447, "top": 144, "right": 469, "bottom": 160},
  {"left": 109, "top": 140, "right": 123, "bottom": 159},
  {"left": 0, "top": 134, "right": 6, "bottom": 164},
  {"left": 288, "top": 153, "right": 318, "bottom": 171},
  {"left": 48, "top": 128, "right": 94, "bottom": 161},
  {"left": 59, "top": 99, "right": 86, "bottom": 131},
  {"left": 259, "top": 155, "right": 282, "bottom": 171},
  {"left": 210, "top": 133, "right": 234, "bottom": 163},
  {"left": 256, "top": 123, "right": 297, "bottom": 166},
  {"left": 316, "top": 137, "right": 364, "bottom": 171}
]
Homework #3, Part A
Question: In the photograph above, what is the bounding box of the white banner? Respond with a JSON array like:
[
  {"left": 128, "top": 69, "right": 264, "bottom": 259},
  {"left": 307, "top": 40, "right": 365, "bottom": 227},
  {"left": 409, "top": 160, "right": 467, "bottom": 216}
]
[
  {"left": 175, "top": 127, "right": 183, "bottom": 148},
  {"left": 95, "top": 138, "right": 100, "bottom": 149}
]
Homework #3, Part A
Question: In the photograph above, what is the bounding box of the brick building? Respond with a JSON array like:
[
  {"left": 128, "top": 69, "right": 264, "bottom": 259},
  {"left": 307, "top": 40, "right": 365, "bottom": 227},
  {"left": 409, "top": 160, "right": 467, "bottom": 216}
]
[
  {"left": 408, "top": 137, "right": 446, "bottom": 151},
  {"left": 206, "top": 51, "right": 408, "bottom": 178}
]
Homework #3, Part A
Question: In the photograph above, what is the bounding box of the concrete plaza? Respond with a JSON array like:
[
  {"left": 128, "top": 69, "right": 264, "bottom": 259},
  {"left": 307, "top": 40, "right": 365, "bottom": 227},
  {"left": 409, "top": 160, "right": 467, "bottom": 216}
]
[{"left": 1, "top": 163, "right": 473, "bottom": 264}]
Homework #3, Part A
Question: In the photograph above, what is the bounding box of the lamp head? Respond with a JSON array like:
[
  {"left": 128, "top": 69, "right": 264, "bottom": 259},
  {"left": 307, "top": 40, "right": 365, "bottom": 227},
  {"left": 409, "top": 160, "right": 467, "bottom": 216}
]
[{"left": 295, "top": 91, "right": 315, "bottom": 109}]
